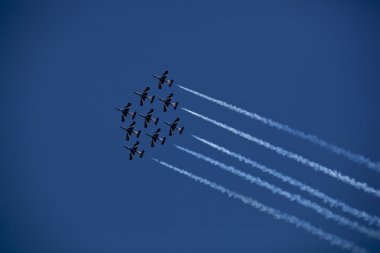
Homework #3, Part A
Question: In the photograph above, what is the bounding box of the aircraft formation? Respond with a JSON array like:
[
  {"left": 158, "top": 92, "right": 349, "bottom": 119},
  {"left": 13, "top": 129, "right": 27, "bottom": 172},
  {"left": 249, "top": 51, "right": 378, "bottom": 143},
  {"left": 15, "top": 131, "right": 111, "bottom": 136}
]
[{"left": 116, "top": 70, "right": 184, "bottom": 160}]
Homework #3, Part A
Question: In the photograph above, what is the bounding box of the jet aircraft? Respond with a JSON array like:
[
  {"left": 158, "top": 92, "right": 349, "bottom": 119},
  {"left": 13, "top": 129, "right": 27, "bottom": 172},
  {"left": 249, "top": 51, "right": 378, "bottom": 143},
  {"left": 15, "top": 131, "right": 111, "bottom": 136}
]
[
  {"left": 121, "top": 121, "right": 141, "bottom": 141},
  {"left": 124, "top": 141, "right": 144, "bottom": 160},
  {"left": 145, "top": 128, "right": 166, "bottom": 147},
  {"left": 138, "top": 109, "right": 159, "bottom": 128},
  {"left": 115, "top": 103, "right": 136, "bottom": 122},
  {"left": 158, "top": 93, "right": 178, "bottom": 112},
  {"left": 153, "top": 70, "right": 174, "bottom": 89},
  {"left": 134, "top": 87, "right": 155, "bottom": 106},
  {"left": 164, "top": 117, "right": 184, "bottom": 136}
]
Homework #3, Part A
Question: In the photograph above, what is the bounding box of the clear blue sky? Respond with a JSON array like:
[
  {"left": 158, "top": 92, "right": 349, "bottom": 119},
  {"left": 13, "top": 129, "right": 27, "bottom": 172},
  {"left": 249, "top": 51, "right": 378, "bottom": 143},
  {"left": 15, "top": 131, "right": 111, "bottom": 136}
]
[{"left": 1, "top": 0, "right": 380, "bottom": 252}]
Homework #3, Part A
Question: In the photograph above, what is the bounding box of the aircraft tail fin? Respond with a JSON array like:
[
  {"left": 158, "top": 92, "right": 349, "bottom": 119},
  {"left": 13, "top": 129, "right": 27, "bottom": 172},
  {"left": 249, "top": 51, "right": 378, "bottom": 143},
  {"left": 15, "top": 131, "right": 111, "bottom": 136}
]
[
  {"left": 137, "top": 130, "right": 141, "bottom": 138},
  {"left": 174, "top": 102, "right": 178, "bottom": 110},
  {"left": 168, "top": 79, "right": 174, "bottom": 86},
  {"left": 161, "top": 137, "right": 166, "bottom": 145},
  {"left": 155, "top": 118, "right": 159, "bottom": 125},
  {"left": 179, "top": 127, "right": 184, "bottom": 134},
  {"left": 140, "top": 150, "right": 145, "bottom": 158},
  {"left": 150, "top": 96, "right": 155, "bottom": 103},
  {"left": 132, "top": 112, "right": 137, "bottom": 119}
]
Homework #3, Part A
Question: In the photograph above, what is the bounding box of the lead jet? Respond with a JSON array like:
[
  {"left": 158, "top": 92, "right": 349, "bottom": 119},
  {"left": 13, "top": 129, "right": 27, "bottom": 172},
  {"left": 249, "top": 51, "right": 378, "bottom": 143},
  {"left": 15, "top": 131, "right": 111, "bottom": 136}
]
[
  {"left": 153, "top": 70, "right": 174, "bottom": 89},
  {"left": 164, "top": 117, "right": 184, "bottom": 136},
  {"left": 145, "top": 128, "right": 166, "bottom": 147},
  {"left": 124, "top": 141, "right": 144, "bottom": 160},
  {"left": 158, "top": 93, "right": 178, "bottom": 112},
  {"left": 134, "top": 87, "right": 155, "bottom": 106},
  {"left": 121, "top": 121, "right": 141, "bottom": 141},
  {"left": 138, "top": 109, "right": 159, "bottom": 128},
  {"left": 115, "top": 103, "right": 136, "bottom": 122}
]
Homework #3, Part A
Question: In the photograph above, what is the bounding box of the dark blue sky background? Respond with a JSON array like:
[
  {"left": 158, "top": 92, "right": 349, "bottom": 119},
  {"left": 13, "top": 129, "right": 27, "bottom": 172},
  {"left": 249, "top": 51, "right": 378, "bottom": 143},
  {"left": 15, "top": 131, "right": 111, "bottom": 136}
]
[{"left": 1, "top": 0, "right": 380, "bottom": 252}]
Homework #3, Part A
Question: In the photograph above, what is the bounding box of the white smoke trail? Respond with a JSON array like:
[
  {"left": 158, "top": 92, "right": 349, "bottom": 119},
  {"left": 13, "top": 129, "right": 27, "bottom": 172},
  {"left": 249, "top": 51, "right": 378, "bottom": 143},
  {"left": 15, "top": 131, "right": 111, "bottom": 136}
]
[
  {"left": 152, "top": 158, "right": 369, "bottom": 253},
  {"left": 175, "top": 145, "right": 380, "bottom": 240},
  {"left": 182, "top": 108, "right": 380, "bottom": 198},
  {"left": 178, "top": 85, "right": 380, "bottom": 173},
  {"left": 193, "top": 135, "right": 380, "bottom": 227}
]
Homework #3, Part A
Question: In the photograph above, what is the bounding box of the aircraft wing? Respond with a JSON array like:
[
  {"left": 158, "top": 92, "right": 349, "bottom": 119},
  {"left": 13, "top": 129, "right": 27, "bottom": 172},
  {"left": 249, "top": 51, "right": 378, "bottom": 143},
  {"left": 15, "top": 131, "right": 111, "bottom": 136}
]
[
  {"left": 169, "top": 127, "right": 174, "bottom": 136},
  {"left": 124, "top": 103, "right": 131, "bottom": 110},
  {"left": 133, "top": 141, "right": 140, "bottom": 149}
]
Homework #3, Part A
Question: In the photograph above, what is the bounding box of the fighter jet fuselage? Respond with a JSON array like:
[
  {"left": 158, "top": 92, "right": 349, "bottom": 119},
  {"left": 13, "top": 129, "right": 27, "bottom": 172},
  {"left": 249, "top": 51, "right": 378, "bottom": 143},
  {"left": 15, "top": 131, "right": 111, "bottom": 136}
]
[
  {"left": 121, "top": 121, "right": 141, "bottom": 141},
  {"left": 134, "top": 87, "right": 155, "bottom": 106},
  {"left": 158, "top": 93, "right": 178, "bottom": 112},
  {"left": 153, "top": 70, "right": 174, "bottom": 89},
  {"left": 138, "top": 109, "right": 159, "bottom": 128},
  {"left": 115, "top": 102, "right": 136, "bottom": 122},
  {"left": 165, "top": 118, "right": 184, "bottom": 136},
  {"left": 146, "top": 128, "right": 166, "bottom": 147},
  {"left": 124, "top": 141, "right": 144, "bottom": 160}
]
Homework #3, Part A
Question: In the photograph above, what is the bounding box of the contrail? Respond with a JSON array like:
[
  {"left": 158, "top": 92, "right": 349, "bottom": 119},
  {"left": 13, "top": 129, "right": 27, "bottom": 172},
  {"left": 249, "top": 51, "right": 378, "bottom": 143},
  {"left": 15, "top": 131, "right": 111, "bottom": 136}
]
[
  {"left": 178, "top": 85, "right": 380, "bottom": 173},
  {"left": 182, "top": 108, "right": 380, "bottom": 198},
  {"left": 193, "top": 135, "right": 380, "bottom": 227},
  {"left": 175, "top": 145, "right": 380, "bottom": 240},
  {"left": 152, "top": 158, "right": 369, "bottom": 253}
]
